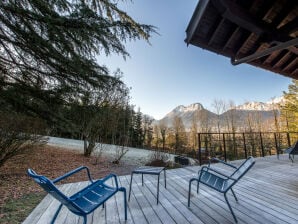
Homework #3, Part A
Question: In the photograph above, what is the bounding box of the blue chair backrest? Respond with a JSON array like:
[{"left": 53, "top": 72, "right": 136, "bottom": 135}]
[
  {"left": 230, "top": 156, "right": 255, "bottom": 180},
  {"left": 27, "top": 169, "right": 82, "bottom": 214},
  {"left": 285, "top": 141, "right": 298, "bottom": 154}
]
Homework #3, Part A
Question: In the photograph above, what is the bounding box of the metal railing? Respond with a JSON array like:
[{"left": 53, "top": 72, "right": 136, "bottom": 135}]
[{"left": 196, "top": 132, "right": 298, "bottom": 165}]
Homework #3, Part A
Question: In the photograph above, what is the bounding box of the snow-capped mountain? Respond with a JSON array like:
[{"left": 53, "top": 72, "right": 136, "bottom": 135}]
[
  {"left": 154, "top": 98, "right": 282, "bottom": 130},
  {"left": 157, "top": 103, "right": 216, "bottom": 128},
  {"left": 172, "top": 103, "right": 203, "bottom": 113},
  {"left": 236, "top": 101, "right": 272, "bottom": 111},
  {"left": 235, "top": 97, "right": 284, "bottom": 111}
]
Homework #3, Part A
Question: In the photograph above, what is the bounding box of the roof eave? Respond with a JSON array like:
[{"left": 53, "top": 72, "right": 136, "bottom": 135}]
[{"left": 185, "top": 0, "right": 211, "bottom": 45}]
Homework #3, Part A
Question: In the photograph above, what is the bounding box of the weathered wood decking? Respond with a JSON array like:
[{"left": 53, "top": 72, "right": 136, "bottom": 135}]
[{"left": 23, "top": 155, "right": 298, "bottom": 224}]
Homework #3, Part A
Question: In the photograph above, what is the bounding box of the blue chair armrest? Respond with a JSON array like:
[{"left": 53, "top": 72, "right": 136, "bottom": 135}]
[
  {"left": 201, "top": 166, "right": 237, "bottom": 181},
  {"left": 209, "top": 158, "right": 238, "bottom": 169},
  {"left": 52, "top": 166, "right": 93, "bottom": 184},
  {"left": 100, "top": 173, "right": 119, "bottom": 189}
]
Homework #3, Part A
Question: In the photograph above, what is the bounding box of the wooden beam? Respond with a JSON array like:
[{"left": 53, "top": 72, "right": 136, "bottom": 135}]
[
  {"left": 232, "top": 38, "right": 298, "bottom": 65},
  {"left": 283, "top": 57, "right": 297, "bottom": 73},
  {"left": 269, "top": 1, "right": 296, "bottom": 29},
  {"left": 273, "top": 51, "right": 292, "bottom": 69},
  {"left": 234, "top": 33, "right": 258, "bottom": 57},
  {"left": 211, "top": 0, "right": 295, "bottom": 42},
  {"left": 211, "top": 0, "right": 265, "bottom": 34},
  {"left": 290, "top": 69, "right": 297, "bottom": 78},
  {"left": 208, "top": 18, "right": 226, "bottom": 46},
  {"left": 261, "top": 49, "right": 281, "bottom": 65},
  {"left": 223, "top": 27, "right": 240, "bottom": 51},
  {"left": 289, "top": 46, "right": 298, "bottom": 55}
]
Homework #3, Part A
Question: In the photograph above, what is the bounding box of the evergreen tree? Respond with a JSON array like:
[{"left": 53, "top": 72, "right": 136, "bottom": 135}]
[
  {"left": 132, "top": 108, "right": 143, "bottom": 147},
  {"left": 0, "top": 0, "right": 155, "bottom": 126},
  {"left": 281, "top": 79, "right": 298, "bottom": 132}
]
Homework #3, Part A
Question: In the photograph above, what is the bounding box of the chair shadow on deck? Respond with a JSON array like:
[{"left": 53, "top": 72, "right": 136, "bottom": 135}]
[
  {"left": 27, "top": 166, "right": 127, "bottom": 224},
  {"left": 188, "top": 156, "right": 255, "bottom": 223}
]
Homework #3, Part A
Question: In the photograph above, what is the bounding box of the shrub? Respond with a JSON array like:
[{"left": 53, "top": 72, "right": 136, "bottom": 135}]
[
  {"left": 0, "top": 113, "right": 48, "bottom": 167},
  {"left": 146, "top": 150, "right": 170, "bottom": 167}
]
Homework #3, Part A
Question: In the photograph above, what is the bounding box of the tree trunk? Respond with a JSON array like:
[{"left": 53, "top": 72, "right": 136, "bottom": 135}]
[{"left": 84, "top": 137, "right": 95, "bottom": 157}]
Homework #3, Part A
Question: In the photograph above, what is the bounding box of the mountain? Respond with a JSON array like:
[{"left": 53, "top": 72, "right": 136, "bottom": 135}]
[
  {"left": 156, "top": 103, "right": 216, "bottom": 128},
  {"left": 236, "top": 101, "right": 272, "bottom": 111},
  {"left": 235, "top": 97, "right": 284, "bottom": 111},
  {"left": 154, "top": 98, "right": 282, "bottom": 130}
]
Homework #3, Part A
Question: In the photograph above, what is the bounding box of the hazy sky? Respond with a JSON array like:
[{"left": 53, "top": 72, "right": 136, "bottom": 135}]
[{"left": 98, "top": 0, "right": 292, "bottom": 120}]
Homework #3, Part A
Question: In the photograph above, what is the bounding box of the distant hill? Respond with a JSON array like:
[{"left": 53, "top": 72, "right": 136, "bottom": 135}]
[{"left": 153, "top": 98, "right": 283, "bottom": 130}]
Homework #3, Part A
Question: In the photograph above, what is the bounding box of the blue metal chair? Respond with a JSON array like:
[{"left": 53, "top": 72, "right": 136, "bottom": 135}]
[
  {"left": 284, "top": 141, "right": 298, "bottom": 162},
  {"left": 188, "top": 156, "right": 255, "bottom": 223},
  {"left": 28, "top": 166, "right": 127, "bottom": 224}
]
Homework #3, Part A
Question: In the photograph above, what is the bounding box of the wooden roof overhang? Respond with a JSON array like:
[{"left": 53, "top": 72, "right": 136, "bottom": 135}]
[{"left": 185, "top": 0, "right": 298, "bottom": 79}]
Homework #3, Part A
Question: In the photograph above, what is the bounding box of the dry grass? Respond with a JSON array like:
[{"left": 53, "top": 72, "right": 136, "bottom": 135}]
[{"left": 0, "top": 145, "right": 138, "bottom": 223}]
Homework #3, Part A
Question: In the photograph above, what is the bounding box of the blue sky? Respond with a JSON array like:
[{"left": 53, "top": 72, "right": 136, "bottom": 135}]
[{"left": 98, "top": 0, "right": 292, "bottom": 120}]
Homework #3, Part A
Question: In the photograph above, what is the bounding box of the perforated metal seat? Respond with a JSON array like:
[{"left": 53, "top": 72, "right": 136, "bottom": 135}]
[
  {"left": 284, "top": 141, "right": 298, "bottom": 162},
  {"left": 188, "top": 157, "right": 255, "bottom": 223},
  {"left": 28, "top": 166, "right": 127, "bottom": 224}
]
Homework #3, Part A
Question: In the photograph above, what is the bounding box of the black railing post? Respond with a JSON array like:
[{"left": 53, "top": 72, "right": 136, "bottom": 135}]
[
  {"left": 260, "top": 132, "right": 265, "bottom": 157},
  {"left": 274, "top": 133, "right": 279, "bottom": 159},
  {"left": 223, "top": 133, "right": 227, "bottom": 162},
  {"left": 243, "top": 133, "right": 247, "bottom": 159},
  {"left": 287, "top": 132, "right": 291, "bottom": 146},
  {"left": 198, "top": 133, "right": 202, "bottom": 166}
]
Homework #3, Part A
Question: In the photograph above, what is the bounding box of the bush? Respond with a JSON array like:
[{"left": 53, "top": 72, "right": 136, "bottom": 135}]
[
  {"left": 146, "top": 150, "right": 170, "bottom": 167},
  {"left": 0, "top": 112, "right": 48, "bottom": 167}
]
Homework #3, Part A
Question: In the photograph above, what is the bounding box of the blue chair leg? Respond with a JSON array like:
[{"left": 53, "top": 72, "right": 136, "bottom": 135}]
[
  {"left": 231, "top": 188, "right": 238, "bottom": 201},
  {"left": 188, "top": 178, "right": 199, "bottom": 207},
  {"left": 120, "top": 187, "right": 127, "bottom": 220},
  {"left": 128, "top": 173, "right": 134, "bottom": 201},
  {"left": 290, "top": 154, "right": 294, "bottom": 163},
  {"left": 197, "top": 181, "right": 200, "bottom": 193},
  {"left": 224, "top": 193, "right": 238, "bottom": 223},
  {"left": 51, "top": 204, "right": 63, "bottom": 224},
  {"left": 164, "top": 169, "right": 167, "bottom": 188},
  {"left": 83, "top": 215, "right": 87, "bottom": 224},
  {"left": 157, "top": 174, "right": 160, "bottom": 204}
]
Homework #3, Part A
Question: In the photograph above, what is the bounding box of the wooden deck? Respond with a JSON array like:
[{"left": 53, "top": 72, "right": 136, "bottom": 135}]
[{"left": 23, "top": 155, "right": 298, "bottom": 224}]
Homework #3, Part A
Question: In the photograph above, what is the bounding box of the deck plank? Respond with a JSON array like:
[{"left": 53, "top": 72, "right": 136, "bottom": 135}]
[
  {"left": 124, "top": 175, "right": 175, "bottom": 224},
  {"left": 23, "top": 155, "right": 298, "bottom": 224}
]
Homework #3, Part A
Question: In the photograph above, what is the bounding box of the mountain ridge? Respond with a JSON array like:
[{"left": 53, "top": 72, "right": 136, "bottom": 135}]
[{"left": 153, "top": 97, "right": 283, "bottom": 130}]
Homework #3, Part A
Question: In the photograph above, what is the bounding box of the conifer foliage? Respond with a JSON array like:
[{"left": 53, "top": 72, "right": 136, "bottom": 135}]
[
  {"left": 0, "top": 0, "right": 155, "bottom": 164},
  {"left": 0, "top": 0, "right": 154, "bottom": 117},
  {"left": 281, "top": 79, "right": 298, "bottom": 132}
]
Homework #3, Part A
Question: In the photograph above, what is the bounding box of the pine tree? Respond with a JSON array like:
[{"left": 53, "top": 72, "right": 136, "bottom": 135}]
[
  {"left": 0, "top": 1, "right": 155, "bottom": 162},
  {"left": 0, "top": 0, "right": 155, "bottom": 125},
  {"left": 281, "top": 79, "right": 298, "bottom": 132},
  {"left": 132, "top": 109, "right": 143, "bottom": 148}
]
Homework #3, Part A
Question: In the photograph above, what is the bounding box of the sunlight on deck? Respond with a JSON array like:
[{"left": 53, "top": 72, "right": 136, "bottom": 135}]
[{"left": 23, "top": 155, "right": 298, "bottom": 224}]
